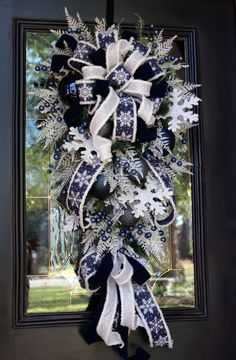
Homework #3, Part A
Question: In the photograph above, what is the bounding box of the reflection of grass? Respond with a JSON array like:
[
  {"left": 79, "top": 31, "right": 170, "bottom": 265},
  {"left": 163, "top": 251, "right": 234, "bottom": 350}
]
[
  {"left": 28, "top": 260, "right": 195, "bottom": 313},
  {"left": 28, "top": 287, "right": 90, "bottom": 313},
  {"left": 152, "top": 259, "right": 195, "bottom": 307}
]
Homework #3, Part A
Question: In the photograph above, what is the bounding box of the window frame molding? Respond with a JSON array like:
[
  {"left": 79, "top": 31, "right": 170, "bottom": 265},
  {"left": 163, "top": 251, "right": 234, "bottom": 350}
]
[{"left": 13, "top": 18, "right": 207, "bottom": 328}]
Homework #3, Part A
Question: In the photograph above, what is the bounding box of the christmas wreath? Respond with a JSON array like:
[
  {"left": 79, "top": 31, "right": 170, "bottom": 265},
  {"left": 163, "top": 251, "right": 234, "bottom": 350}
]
[{"left": 32, "top": 7, "right": 201, "bottom": 359}]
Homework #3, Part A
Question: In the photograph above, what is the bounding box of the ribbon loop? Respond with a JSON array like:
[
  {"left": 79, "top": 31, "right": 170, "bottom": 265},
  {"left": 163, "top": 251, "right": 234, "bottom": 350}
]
[
  {"left": 82, "top": 65, "right": 107, "bottom": 80},
  {"left": 106, "top": 39, "right": 133, "bottom": 72},
  {"left": 95, "top": 28, "right": 119, "bottom": 49},
  {"left": 130, "top": 37, "right": 151, "bottom": 56},
  {"left": 68, "top": 41, "right": 97, "bottom": 70}
]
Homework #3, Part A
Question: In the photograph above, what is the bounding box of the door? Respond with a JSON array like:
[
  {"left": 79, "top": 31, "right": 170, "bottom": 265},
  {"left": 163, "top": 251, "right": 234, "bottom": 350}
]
[{"left": 0, "top": 0, "right": 236, "bottom": 359}]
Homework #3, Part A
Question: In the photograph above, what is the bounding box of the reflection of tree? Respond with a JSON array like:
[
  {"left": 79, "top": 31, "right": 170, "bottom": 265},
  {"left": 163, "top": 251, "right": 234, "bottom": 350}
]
[
  {"left": 172, "top": 137, "right": 192, "bottom": 265},
  {"left": 26, "top": 32, "right": 56, "bottom": 86},
  {"left": 26, "top": 33, "right": 57, "bottom": 277}
]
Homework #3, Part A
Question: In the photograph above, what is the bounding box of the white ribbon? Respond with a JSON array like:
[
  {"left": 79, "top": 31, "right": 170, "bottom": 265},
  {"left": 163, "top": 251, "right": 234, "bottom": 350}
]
[
  {"left": 82, "top": 65, "right": 107, "bottom": 79},
  {"left": 80, "top": 250, "right": 172, "bottom": 349},
  {"left": 89, "top": 87, "right": 119, "bottom": 163},
  {"left": 124, "top": 49, "right": 147, "bottom": 75},
  {"left": 138, "top": 96, "right": 155, "bottom": 126},
  {"left": 106, "top": 39, "right": 133, "bottom": 72},
  {"left": 123, "top": 79, "right": 152, "bottom": 98},
  {"left": 96, "top": 254, "right": 144, "bottom": 347}
]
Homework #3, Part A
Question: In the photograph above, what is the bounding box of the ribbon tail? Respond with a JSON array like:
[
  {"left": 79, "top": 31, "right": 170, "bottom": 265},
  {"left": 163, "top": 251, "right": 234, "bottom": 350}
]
[
  {"left": 90, "top": 87, "right": 120, "bottom": 163},
  {"left": 80, "top": 287, "right": 106, "bottom": 345},
  {"left": 96, "top": 276, "right": 124, "bottom": 347},
  {"left": 112, "top": 288, "right": 129, "bottom": 360},
  {"left": 93, "top": 135, "right": 112, "bottom": 163},
  {"left": 134, "top": 284, "right": 173, "bottom": 348},
  {"left": 138, "top": 96, "right": 155, "bottom": 126},
  {"left": 66, "top": 160, "right": 104, "bottom": 229}
]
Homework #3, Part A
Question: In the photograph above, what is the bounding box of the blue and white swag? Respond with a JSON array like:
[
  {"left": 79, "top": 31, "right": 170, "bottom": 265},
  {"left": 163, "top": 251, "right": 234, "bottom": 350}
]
[
  {"left": 66, "top": 28, "right": 176, "bottom": 229},
  {"left": 34, "top": 8, "right": 201, "bottom": 360},
  {"left": 63, "top": 25, "right": 175, "bottom": 358}
]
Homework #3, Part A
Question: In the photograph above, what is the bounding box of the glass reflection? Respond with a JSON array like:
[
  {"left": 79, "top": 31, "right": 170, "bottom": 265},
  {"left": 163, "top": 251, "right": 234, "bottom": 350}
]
[{"left": 25, "top": 31, "right": 195, "bottom": 314}]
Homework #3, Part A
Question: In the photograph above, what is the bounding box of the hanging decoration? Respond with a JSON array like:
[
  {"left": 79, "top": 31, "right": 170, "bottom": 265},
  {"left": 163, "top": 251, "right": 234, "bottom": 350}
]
[{"left": 32, "top": 7, "right": 201, "bottom": 359}]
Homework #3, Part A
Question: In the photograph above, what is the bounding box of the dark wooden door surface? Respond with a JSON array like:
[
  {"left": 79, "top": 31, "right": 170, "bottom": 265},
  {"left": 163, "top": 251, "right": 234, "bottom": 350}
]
[{"left": 1, "top": 0, "right": 236, "bottom": 359}]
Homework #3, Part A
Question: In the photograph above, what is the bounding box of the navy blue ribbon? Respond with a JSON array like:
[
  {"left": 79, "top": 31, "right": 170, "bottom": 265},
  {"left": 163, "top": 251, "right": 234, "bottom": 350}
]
[
  {"left": 55, "top": 34, "right": 77, "bottom": 51},
  {"left": 64, "top": 103, "right": 84, "bottom": 127},
  {"left": 51, "top": 55, "right": 71, "bottom": 72},
  {"left": 80, "top": 252, "right": 151, "bottom": 360}
]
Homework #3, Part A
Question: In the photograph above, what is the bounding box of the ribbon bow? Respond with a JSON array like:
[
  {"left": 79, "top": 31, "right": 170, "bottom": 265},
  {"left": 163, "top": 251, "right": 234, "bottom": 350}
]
[
  {"left": 79, "top": 249, "right": 173, "bottom": 359},
  {"left": 62, "top": 28, "right": 166, "bottom": 163}
]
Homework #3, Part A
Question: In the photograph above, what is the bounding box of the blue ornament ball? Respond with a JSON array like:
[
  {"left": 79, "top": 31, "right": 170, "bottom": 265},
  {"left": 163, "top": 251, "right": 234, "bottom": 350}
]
[
  {"left": 90, "top": 174, "right": 111, "bottom": 200},
  {"left": 58, "top": 74, "right": 81, "bottom": 106},
  {"left": 119, "top": 205, "right": 139, "bottom": 227},
  {"left": 128, "top": 158, "right": 149, "bottom": 183}
]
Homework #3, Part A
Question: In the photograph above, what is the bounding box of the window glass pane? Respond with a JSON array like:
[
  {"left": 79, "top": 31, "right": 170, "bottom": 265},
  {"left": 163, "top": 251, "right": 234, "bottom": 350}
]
[{"left": 25, "top": 31, "right": 195, "bottom": 313}]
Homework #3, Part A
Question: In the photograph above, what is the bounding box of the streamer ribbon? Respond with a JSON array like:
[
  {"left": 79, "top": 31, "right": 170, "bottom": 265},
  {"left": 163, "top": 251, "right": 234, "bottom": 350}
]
[
  {"left": 79, "top": 249, "right": 173, "bottom": 359},
  {"left": 66, "top": 158, "right": 104, "bottom": 229}
]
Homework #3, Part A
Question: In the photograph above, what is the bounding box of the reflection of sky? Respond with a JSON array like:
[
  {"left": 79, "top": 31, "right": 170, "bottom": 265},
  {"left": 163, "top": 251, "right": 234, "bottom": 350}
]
[
  {"left": 26, "top": 33, "right": 56, "bottom": 83},
  {"left": 26, "top": 121, "right": 40, "bottom": 147},
  {"left": 26, "top": 46, "right": 42, "bottom": 83}
]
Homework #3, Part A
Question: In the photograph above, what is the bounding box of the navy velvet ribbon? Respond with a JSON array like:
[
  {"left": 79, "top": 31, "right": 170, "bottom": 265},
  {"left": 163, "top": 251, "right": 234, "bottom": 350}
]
[
  {"left": 51, "top": 54, "right": 71, "bottom": 72},
  {"left": 136, "top": 118, "right": 157, "bottom": 143},
  {"left": 60, "top": 43, "right": 168, "bottom": 137},
  {"left": 121, "top": 30, "right": 138, "bottom": 41},
  {"left": 150, "top": 80, "right": 168, "bottom": 98},
  {"left": 64, "top": 103, "right": 84, "bottom": 127},
  {"left": 134, "top": 63, "right": 155, "bottom": 81},
  {"left": 89, "top": 48, "right": 107, "bottom": 68},
  {"left": 129, "top": 347, "right": 151, "bottom": 360},
  {"left": 80, "top": 252, "right": 151, "bottom": 360},
  {"left": 55, "top": 34, "right": 78, "bottom": 51},
  {"left": 94, "top": 79, "right": 110, "bottom": 98}
]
